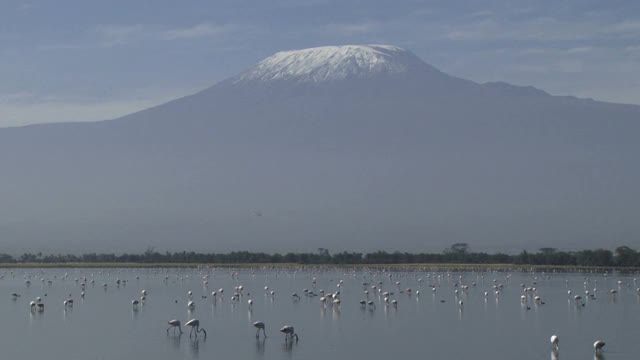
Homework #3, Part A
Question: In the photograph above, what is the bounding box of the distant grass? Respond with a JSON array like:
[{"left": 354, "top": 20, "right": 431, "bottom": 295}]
[{"left": 0, "top": 262, "right": 636, "bottom": 271}]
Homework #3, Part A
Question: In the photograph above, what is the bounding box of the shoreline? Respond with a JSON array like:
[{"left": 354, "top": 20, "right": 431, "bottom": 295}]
[{"left": 0, "top": 262, "right": 638, "bottom": 271}]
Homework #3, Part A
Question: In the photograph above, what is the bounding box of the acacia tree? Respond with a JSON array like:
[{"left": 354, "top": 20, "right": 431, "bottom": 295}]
[
  {"left": 446, "top": 243, "right": 470, "bottom": 254},
  {"left": 614, "top": 246, "right": 638, "bottom": 267},
  {"left": 444, "top": 243, "right": 470, "bottom": 263}
]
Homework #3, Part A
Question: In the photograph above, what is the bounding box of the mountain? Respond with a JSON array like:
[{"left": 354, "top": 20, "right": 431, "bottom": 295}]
[{"left": 1, "top": 45, "right": 639, "bottom": 254}]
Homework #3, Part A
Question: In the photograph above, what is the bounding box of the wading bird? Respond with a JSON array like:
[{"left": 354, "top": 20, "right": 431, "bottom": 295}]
[
  {"left": 550, "top": 335, "right": 559, "bottom": 350},
  {"left": 594, "top": 340, "right": 605, "bottom": 353},
  {"left": 167, "top": 319, "right": 182, "bottom": 334},
  {"left": 253, "top": 321, "right": 267, "bottom": 338},
  {"left": 280, "top": 325, "right": 299, "bottom": 342},
  {"left": 185, "top": 319, "right": 206, "bottom": 338}
]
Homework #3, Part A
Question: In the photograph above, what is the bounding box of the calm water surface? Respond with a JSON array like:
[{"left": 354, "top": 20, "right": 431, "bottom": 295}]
[{"left": 0, "top": 267, "right": 638, "bottom": 360}]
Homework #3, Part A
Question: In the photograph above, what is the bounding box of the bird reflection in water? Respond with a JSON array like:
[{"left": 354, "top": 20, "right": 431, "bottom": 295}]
[
  {"left": 255, "top": 337, "right": 266, "bottom": 356},
  {"left": 282, "top": 339, "right": 294, "bottom": 353},
  {"left": 551, "top": 349, "right": 558, "bottom": 360},
  {"left": 189, "top": 337, "right": 202, "bottom": 358},
  {"left": 332, "top": 306, "right": 341, "bottom": 320},
  {"left": 168, "top": 333, "right": 182, "bottom": 351}
]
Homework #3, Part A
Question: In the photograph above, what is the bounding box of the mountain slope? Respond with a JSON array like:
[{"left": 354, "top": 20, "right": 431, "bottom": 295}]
[{"left": 1, "top": 45, "right": 639, "bottom": 253}]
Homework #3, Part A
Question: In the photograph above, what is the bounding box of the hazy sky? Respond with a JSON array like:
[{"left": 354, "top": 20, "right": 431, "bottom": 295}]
[{"left": 2, "top": 0, "right": 640, "bottom": 127}]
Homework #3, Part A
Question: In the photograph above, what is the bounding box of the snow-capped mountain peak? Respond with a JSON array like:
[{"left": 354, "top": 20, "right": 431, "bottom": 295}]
[{"left": 235, "top": 45, "right": 431, "bottom": 83}]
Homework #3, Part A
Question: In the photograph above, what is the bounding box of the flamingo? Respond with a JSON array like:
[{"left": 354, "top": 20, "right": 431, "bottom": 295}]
[
  {"left": 280, "top": 325, "right": 299, "bottom": 342},
  {"left": 253, "top": 321, "right": 267, "bottom": 338},
  {"left": 167, "top": 319, "right": 182, "bottom": 334},
  {"left": 187, "top": 301, "right": 195, "bottom": 310},
  {"left": 550, "top": 335, "right": 559, "bottom": 350},
  {"left": 594, "top": 340, "right": 605, "bottom": 353},
  {"left": 185, "top": 319, "right": 206, "bottom": 338}
]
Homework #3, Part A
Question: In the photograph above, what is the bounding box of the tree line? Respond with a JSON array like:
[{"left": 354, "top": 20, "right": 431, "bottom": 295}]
[{"left": 1, "top": 244, "right": 639, "bottom": 267}]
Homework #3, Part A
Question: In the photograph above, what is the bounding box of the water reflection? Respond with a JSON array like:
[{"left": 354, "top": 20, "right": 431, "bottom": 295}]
[
  {"left": 255, "top": 337, "right": 266, "bottom": 356},
  {"left": 168, "top": 333, "right": 182, "bottom": 351},
  {"left": 63, "top": 307, "right": 72, "bottom": 321},
  {"left": 188, "top": 337, "right": 203, "bottom": 358},
  {"left": 550, "top": 349, "right": 558, "bottom": 360},
  {"left": 3, "top": 269, "right": 639, "bottom": 360},
  {"left": 282, "top": 339, "right": 295, "bottom": 356},
  {"left": 332, "top": 306, "right": 341, "bottom": 320}
]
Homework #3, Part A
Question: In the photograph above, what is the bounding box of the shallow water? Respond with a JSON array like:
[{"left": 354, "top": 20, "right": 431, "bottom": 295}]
[{"left": 0, "top": 267, "right": 638, "bottom": 360}]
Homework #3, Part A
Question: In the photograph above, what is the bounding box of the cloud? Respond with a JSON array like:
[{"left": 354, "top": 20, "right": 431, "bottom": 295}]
[
  {"left": 566, "top": 46, "right": 592, "bottom": 54},
  {"left": 608, "top": 20, "right": 640, "bottom": 33},
  {"left": 36, "top": 22, "right": 240, "bottom": 51},
  {"left": 162, "top": 23, "right": 226, "bottom": 40},
  {"left": 441, "top": 15, "right": 640, "bottom": 42},
  {"left": 468, "top": 10, "right": 493, "bottom": 18},
  {"left": 0, "top": 98, "right": 154, "bottom": 127},
  {"left": 443, "top": 17, "right": 591, "bottom": 41},
  {"left": 36, "top": 43, "right": 89, "bottom": 51},
  {"left": 0, "top": 87, "right": 202, "bottom": 128},
  {"left": 94, "top": 24, "right": 147, "bottom": 47},
  {"left": 0, "top": 91, "right": 35, "bottom": 103},
  {"left": 323, "top": 23, "right": 377, "bottom": 36},
  {"left": 17, "top": 2, "right": 35, "bottom": 12},
  {"left": 90, "top": 22, "right": 235, "bottom": 47}
]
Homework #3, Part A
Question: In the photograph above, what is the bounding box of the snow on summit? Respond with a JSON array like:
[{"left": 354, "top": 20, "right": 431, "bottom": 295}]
[{"left": 236, "top": 45, "right": 428, "bottom": 83}]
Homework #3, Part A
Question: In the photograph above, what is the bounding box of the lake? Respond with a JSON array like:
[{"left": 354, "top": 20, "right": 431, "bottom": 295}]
[{"left": 0, "top": 267, "right": 638, "bottom": 359}]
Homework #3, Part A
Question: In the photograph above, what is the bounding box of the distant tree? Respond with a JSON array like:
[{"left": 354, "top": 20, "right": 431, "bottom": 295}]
[
  {"left": 0, "top": 253, "right": 14, "bottom": 262},
  {"left": 445, "top": 243, "right": 470, "bottom": 255},
  {"left": 515, "top": 250, "right": 530, "bottom": 264},
  {"left": 614, "top": 245, "right": 638, "bottom": 267},
  {"left": 317, "top": 248, "right": 330, "bottom": 257},
  {"left": 443, "top": 243, "right": 470, "bottom": 263}
]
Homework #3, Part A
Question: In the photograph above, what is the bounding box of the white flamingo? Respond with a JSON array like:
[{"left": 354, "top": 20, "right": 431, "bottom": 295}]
[
  {"left": 167, "top": 319, "right": 182, "bottom": 334},
  {"left": 185, "top": 319, "right": 207, "bottom": 338},
  {"left": 280, "top": 325, "right": 299, "bottom": 342},
  {"left": 253, "top": 321, "right": 267, "bottom": 338}
]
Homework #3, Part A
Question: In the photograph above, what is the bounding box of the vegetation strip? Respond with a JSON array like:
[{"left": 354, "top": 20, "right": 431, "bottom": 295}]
[{"left": 2, "top": 243, "right": 639, "bottom": 268}]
